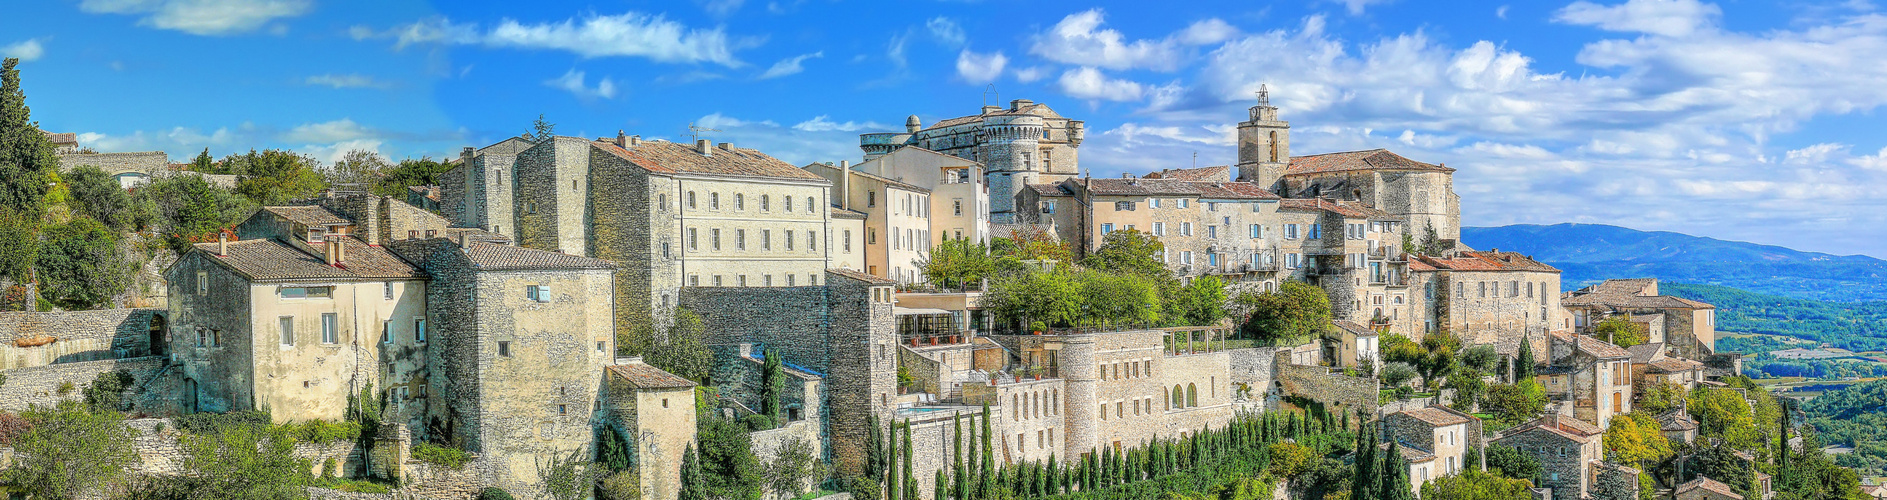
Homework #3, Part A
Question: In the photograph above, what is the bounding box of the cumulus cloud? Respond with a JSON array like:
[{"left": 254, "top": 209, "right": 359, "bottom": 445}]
[
  {"left": 371, "top": 12, "right": 753, "bottom": 67},
  {"left": 955, "top": 50, "right": 1008, "bottom": 84},
  {"left": 1030, "top": 9, "right": 1236, "bottom": 71},
  {"left": 927, "top": 17, "right": 966, "bottom": 45},
  {"left": 286, "top": 119, "right": 375, "bottom": 144},
  {"left": 697, "top": 0, "right": 743, "bottom": 17},
  {"left": 759, "top": 51, "right": 822, "bottom": 79},
  {"left": 1014, "top": 66, "right": 1048, "bottom": 83},
  {"left": 79, "top": 0, "right": 311, "bottom": 36},
  {"left": 1058, "top": 67, "right": 1147, "bottom": 102},
  {"left": 544, "top": 70, "right": 618, "bottom": 100},
  {"left": 1333, "top": 0, "right": 1396, "bottom": 15},
  {"left": 300, "top": 139, "right": 384, "bottom": 166},
  {"left": 303, "top": 74, "right": 391, "bottom": 89},
  {"left": 1554, "top": 0, "right": 1722, "bottom": 37},
  {"left": 791, "top": 115, "right": 890, "bottom": 132},
  {"left": 0, "top": 39, "right": 42, "bottom": 61}
]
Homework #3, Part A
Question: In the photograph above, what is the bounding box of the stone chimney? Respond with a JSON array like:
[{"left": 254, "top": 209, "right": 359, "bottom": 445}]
[
  {"left": 718, "top": 141, "right": 734, "bottom": 152},
  {"left": 696, "top": 139, "right": 713, "bottom": 157},
  {"left": 324, "top": 237, "right": 339, "bottom": 266},
  {"left": 629, "top": 135, "right": 641, "bottom": 147},
  {"left": 217, "top": 231, "right": 230, "bottom": 256},
  {"left": 457, "top": 232, "right": 472, "bottom": 249},
  {"left": 1010, "top": 99, "right": 1033, "bottom": 111},
  {"left": 981, "top": 105, "right": 1001, "bottom": 115},
  {"left": 615, "top": 130, "right": 626, "bottom": 147}
]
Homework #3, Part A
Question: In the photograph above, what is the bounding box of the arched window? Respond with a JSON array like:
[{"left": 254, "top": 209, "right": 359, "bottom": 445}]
[
  {"left": 1172, "top": 385, "right": 1185, "bottom": 409},
  {"left": 1186, "top": 383, "right": 1198, "bottom": 407},
  {"left": 1268, "top": 131, "right": 1279, "bottom": 162}
]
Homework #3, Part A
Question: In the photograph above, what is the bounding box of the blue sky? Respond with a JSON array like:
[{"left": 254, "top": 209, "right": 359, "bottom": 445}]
[{"left": 6, "top": 0, "right": 1887, "bottom": 258}]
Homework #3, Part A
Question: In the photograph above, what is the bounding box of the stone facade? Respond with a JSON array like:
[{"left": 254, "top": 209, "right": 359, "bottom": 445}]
[
  {"left": 1383, "top": 405, "right": 1482, "bottom": 490},
  {"left": 0, "top": 309, "right": 161, "bottom": 370},
  {"left": 860, "top": 99, "right": 1084, "bottom": 223},
  {"left": 1564, "top": 278, "right": 1718, "bottom": 359},
  {"left": 0, "top": 356, "right": 169, "bottom": 412},
  {"left": 606, "top": 359, "right": 699, "bottom": 500},
  {"left": 1491, "top": 414, "right": 1605, "bottom": 499},
  {"left": 1275, "top": 355, "right": 1380, "bottom": 417}
]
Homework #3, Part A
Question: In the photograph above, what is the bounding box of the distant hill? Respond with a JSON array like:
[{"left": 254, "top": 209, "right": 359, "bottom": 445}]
[
  {"left": 1462, "top": 223, "right": 1887, "bottom": 302},
  {"left": 1660, "top": 283, "right": 1887, "bottom": 352}
]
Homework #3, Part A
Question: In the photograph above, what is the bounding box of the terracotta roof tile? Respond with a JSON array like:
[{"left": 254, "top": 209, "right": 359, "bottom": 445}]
[
  {"left": 828, "top": 268, "right": 895, "bottom": 285},
  {"left": 1082, "top": 178, "right": 1277, "bottom": 199},
  {"left": 592, "top": 139, "right": 825, "bottom": 181},
  {"left": 1395, "top": 407, "right": 1470, "bottom": 426},
  {"left": 1410, "top": 251, "right": 1559, "bottom": 273},
  {"left": 1333, "top": 320, "right": 1378, "bottom": 337},
  {"left": 1627, "top": 343, "right": 1666, "bottom": 364},
  {"left": 1647, "top": 357, "right": 1704, "bottom": 373},
  {"left": 608, "top": 362, "right": 696, "bottom": 389},
  {"left": 1143, "top": 165, "right": 1231, "bottom": 182},
  {"left": 1277, "top": 198, "right": 1391, "bottom": 219},
  {"left": 1027, "top": 183, "right": 1072, "bottom": 197},
  {"left": 1678, "top": 477, "right": 1745, "bottom": 500},
  {"left": 460, "top": 242, "right": 615, "bottom": 271},
  {"left": 1287, "top": 149, "right": 1454, "bottom": 176},
  {"left": 264, "top": 205, "right": 351, "bottom": 227},
  {"left": 1553, "top": 331, "right": 1633, "bottom": 359},
  {"left": 830, "top": 206, "right": 869, "bottom": 219},
  {"left": 193, "top": 237, "right": 424, "bottom": 282}
]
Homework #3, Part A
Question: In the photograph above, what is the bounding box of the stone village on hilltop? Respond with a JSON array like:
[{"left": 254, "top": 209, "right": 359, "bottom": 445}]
[{"left": 2, "top": 89, "right": 1751, "bottom": 500}]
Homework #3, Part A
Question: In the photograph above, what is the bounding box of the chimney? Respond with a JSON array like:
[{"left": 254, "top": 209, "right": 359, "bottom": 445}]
[
  {"left": 325, "top": 237, "right": 339, "bottom": 266},
  {"left": 630, "top": 135, "right": 641, "bottom": 147},
  {"left": 718, "top": 141, "right": 734, "bottom": 152},
  {"left": 457, "top": 232, "right": 471, "bottom": 248},
  {"left": 615, "top": 130, "right": 626, "bottom": 147},
  {"left": 217, "top": 231, "right": 229, "bottom": 256},
  {"left": 1010, "top": 99, "right": 1033, "bottom": 111},
  {"left": 696, "top": 139, "right": 712, "bottom": 157},
  {"left": 981, "top": 105, "right": 1001, "bottom": 115}
]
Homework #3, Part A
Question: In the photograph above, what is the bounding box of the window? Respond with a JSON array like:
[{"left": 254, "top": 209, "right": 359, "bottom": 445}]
[
  {"left": 1285, "top": 224, "right": 1299, "bottom": 239},
  {"left": 808, "top": 231, "right": 817, "bottom": 251},
  {"left": 1101, "top": 223, "right": 1114, "bottom": 235},
  {"left": 1042, "top": 201, "right": 1055, "bottom": 214},
  {"left": 498, "top": 341, "right": 511, "bottom": 357},
  {"left": 384, "top": 282, "right": 395, "bottom": 300},
  {"left": 735, "top": 193, "right": 745, "bottom": 210},
  {"left": 279, "top": 317, "right": 294, "bottom": 346},
  {"left": 1208, "top": 253, "right": 1219, "bottom": 267},
  {"left": 843, "top": 230, "right": 853, "bottom": 252},
  {"left": 280, "top": 286, "right": 332, "bottom": 299},
  {"left": 659, "top": 193, "right": 669, "bottom": 211},
  {"left": 955, "top": 200, "right": 964, "bottom": 216},
  {"left": 760, "top": 194, "right": 770, "bottom": 211},
  {"left": 1249, "top": 224, "right": 1260, "bottom": 238},
  {"left": 867, "top": 191, "right": 877, "bottom": 207},
  {"left": 787, "top": 274, "right": 796, "bottom": 286},
  {"left": 1181, "top": 251, "right": 1194, "bottom": 265},
  {"left": 526, "top": 285, "right": 552, "bottom": 302},
  {"left": 713, "top": 275, "right": 723, "bottom": 286},
  {"left": 1287, "top": 253, "right": 1301, "bottom": 269},
  {"left": 415, "top": 318, "right": 427, "bottom": 342},
  {"left": 806, "top": 197, "right": 815, "bottom": 213},
  {"left": 1178, "top": 199, "right": 1189, "bottom": 208},
  {"left": 1207, "top": 202, "right": 1218, "bottom": 211},
  {"left": 711, "top": 229, "right": 722, "bottom": 251},
  {"left": 1181, "top": 222, "right": 1193, "bottom": 236},
  {"left": 382, "top": 320, "right": 392, "bottom": 343},
  {"left": 711, "top": 192, "right": 721, "bottom": 209},
  {"left": 321, "top": 313, "right": 338, "bottom": 344},
  {"left": 1114, "top": 201, "right": 1134, "bottom": 211},
  {"left": 737, "top": 275, "right": 748, "bottom": 287},
  {"left": 1308, "top": 224, "right": 1322, "bottom": 239},
  {"left": 737, "top": 230, "right": 747, "bottom": 250},
  {"left": 197, "top": 271, "right": 208, "bottom": 295},
  {"left": 689, "top": 275, "right": 700, "bottom": 286},
  {"left": 1208, "top": 225, "right": 1218, "bottom": 238},
  {"left": 761, "top": 230, "right": 771, "bottom": 251},
  {"left": 785, "top": 230, "right": 795, "bottom": 251},
  {"left": 688, "top": 191, "right": 698, "bottom": 209}
]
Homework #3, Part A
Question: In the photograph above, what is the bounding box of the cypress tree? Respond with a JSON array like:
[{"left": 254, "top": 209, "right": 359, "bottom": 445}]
[
  {"left": 1516, "top": 333, "right": 1536, "bottom": 380},
  {"left": 953, "top": 412, "right": 965, "bottom": 500},
  {"left": 903, "top": 420, "right": 918, "bottom": 500},
  {"left": 761, "top": 348, "right": 785, "bottom": 425},
  {"left": 1381, "top": 429, "right": 1417, "bottom": 500},
  {"left": 935, "top": 469, "right": 948, "bottom": 500},
  {"left": 1047, "top": 454, "right": 1062, "bottom": 495},
  {"left": 1353, "top": 420, "right": 1378, "bottom": 500},
  {"left": 679, "top": 444, "right": 709, "bottom": 500},
  {"left": 979, "top": 405, "right": 994, "bottom": 499},
  {"left": 867, "top": 413, "right": 887, "bottom": 481},
  {"left": 888, "top": 419, "right": 901, "bottom": 500}
]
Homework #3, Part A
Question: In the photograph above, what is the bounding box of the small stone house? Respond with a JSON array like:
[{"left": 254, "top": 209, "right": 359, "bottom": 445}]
[
  {"left": 1384, "top": 405, "right": 1482, "bottom": 490},
  {"left": 1656, "top": 409, "right": 1699, "bottom": 445},
  {"left": 1563, "top": 278, "right": 1718, "bottom": 360},
  {"left": 605, "top": 359, "right": 698, "bottom": 500},
  {"left": 1541, "top": 331, "right": 1633, "bottom": 429},
  {"left": 1331, "top": 320, "right": 1379, "bottom": 370},
  {"left": 1491, "top": 414, "right": 1605, "bottom": 499},
  {"left": 1677, "top": 477, "right": 1746, "bottom": 500},
  {"left": 1628, "top": 342, "right": 1705, "bottom": 391}
]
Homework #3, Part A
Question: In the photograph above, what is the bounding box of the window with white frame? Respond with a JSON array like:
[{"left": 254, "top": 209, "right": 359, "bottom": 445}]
[
  {"left": 526, "top": 285, "right": 552, "bottom": 302},
  {"left": 1181, "top": 222, "right": 1193, "bottom": 236},
  {"left": 1153, "top": 222, "right": 1165, "bottom": 236},
  {"left": 1285, "top": 224, "right": 1299, "bottom": 239},
  {"left": 1181, "top": 251, "right": 1193, "bottom": 265}
]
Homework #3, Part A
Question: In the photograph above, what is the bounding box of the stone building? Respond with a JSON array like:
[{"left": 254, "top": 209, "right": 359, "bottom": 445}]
[
  {"left": 1628, "top": 342, "right": 1705, "bottom": 391},
  {"left": 860, "top": 99, "right": 1084, "bottom": 223},
  {"left": 1677, "top": 477, "right": 1747, "bottom": 500},
  {"left": 1407, "top": 250, "right": 1562, "bottom": 348},
  {"left": 804, "top": 160, "right": 934, "bottom": 283},
  {"left": 843, "top": 145, "right": 993, "bottom": 244},
  {"left": 168, "top": 206, "right": 428, "bottom": 420},
  {"left": 1384, "top": 405, "right": 1482, "bottom": 492},
  {"left": 0, "top": 309, "right": 163, "bottom": 370},
  {"left": 1563, "top": 278, "right": 1718, "bottom": 359},
  {"left": 1331, "top": 320, "right": 1380, "bottom": 370},
  {"left": 1541, "top": 331, "right": 1634, "bottom": 429},
  {"left": 606, "top": 360, "right": 698, "bottom": 500},
  {"left": 1277, "top": 198, "right": 1411, "bottom": 330},
  {"left": 1491, "top": 414, "right": 1606, "bottom": 499},
  {"left": 828, "top": 206, "right": 868, "bottom": 272},
  {"left": 441, "top": 136, "right": 534, "bottom": 239}
]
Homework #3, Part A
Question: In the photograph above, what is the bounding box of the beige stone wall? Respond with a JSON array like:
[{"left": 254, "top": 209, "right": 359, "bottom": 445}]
[
  {"left": 617, "top": 384, "right": 695, "bottom": 500},
  {"left": 676, "top": 176, "right": 831, "bottom": 288},
  {"left": 235, "top": 279, "right": 426, "bottom": 423},
  {"left": 830, "top": 216, "right": 866, "bottom": 271}
]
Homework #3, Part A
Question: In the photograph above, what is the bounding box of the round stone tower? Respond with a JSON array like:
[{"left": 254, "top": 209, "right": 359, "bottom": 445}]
[
  {"left": 1058, "top": 333, "right": 1099, "bottom": 459},
  {"left": 979, "top": 112, "right": 1045, "bottom": 223}
]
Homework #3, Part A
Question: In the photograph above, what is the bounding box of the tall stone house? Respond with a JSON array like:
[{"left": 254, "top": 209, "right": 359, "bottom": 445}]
[
  {"left": 860, "top": 99, "right": 1085, "bottom": 223},
  {"left": 1562, "top": 278, "right": 1719, "bottom": 359},
  {"left": 1541, "top": 331, "right": 1635, "bottom": 429},
  {"left": 804, "top": 160, "right": 936, "bottom": 283},
  {"left": 1491, "top": 414, "right": 1607, "bottom": 499},
  {"left": 1384, "top": 405, "right": 1483, "bottom": 492},
  {"left": 440, "top": 136, "right": 534, "bottom": 240},
  {"left": 1405, "top": 250, "right": 1562, "bottom": 346}
]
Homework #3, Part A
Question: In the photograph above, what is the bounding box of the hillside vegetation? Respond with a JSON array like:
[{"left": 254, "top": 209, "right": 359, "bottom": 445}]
[
  {"left": 1463, "top": 224, "right": 1887, "bottom": 302},
  {"left": 1661, "top": 283, "right": 1887, "bottom": 351},
  {"left": 1802, "top": 379, "right": 1887, "bottom": 477}
]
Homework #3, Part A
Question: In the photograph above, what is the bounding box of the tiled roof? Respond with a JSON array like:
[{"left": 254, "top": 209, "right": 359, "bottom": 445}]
[
  {"left": 1628, "top": 343, "right": 1666, "bottom": 364},
  {"left": 194, "top": 237, "right": 424, "bottom": 282},
  {"left": 1277, "top": 198, "right": 1390, "bottom": 219},
  {"left": 1333, "top": 320, "right": 1377, "bottom": 337},
  {"left": 592, "top": 139, "right": 826, "bottom": 181},
  {"left": 1677, "top": 478, "right": 1745, "bottom": 500},
  {"left": 1553, "top": 331, "right": 1633, "bottom": 359},
  {"left": 1143, "top": 165, "right": 1231, "bottom": 182},
  {"left": 850, "top": 169, "right": 929, "bottom": 193},
  {"left": 264, "top": 205, "right": 351, "bottom": 227},
  {"left": 461, "top": 242, "right": 615, "bottom": 271},
  {"left": 1082, "top": 178, "right": 1277, "bottom": 200},
  {"left": 1409, "top": 251, "right": 1559, "bottom": 273},
  {"left": 828, "top": 267, "right": 896, "bottom": 285},
  {"left": 1390, "top": 443, "right": 1436, "bottom": 463},
  {"left": 1026, "top": 183, "right": 1072, "bottom": 197},
  {"left": 1286, "top": 149, "right": 1453, "bottom": 176},
  {"left": 607, "top": 362, "right": 697, "bottom": 389},
  {"left": 830, "top": 206, "right": 869, "bottom": 219},
  {"left": 1562, "top": 278, "right": 1714, "bottom": 310},
  {"left": 442, "top": 227, "right": 512, "bottom": 245},
  {"left": 1647, "top": 357, "right": 1704, "bottom": 373},
  {"left": 1395, "top": 407, "right": 1470, "bottom": 426},
  {"left": 1658, "top": 410, "right": 1699, "bottom": 431},
  {"left": 922, "top": 102, "right": 1067, "bottom": 131}
]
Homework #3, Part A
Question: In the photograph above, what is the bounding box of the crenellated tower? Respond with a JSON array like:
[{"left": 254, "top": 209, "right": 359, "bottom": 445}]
[{"left": 1235, "top": 84, "right": 1291, "bottom": 192}]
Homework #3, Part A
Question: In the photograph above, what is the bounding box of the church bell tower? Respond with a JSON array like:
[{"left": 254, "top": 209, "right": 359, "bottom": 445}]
[{"left": 1235, "top": 84, "right": 1290, "bottom": 191}]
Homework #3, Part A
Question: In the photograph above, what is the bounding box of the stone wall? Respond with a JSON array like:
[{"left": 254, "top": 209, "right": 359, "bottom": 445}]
[
  {"left": 0, "top": 309, "right": 161, "bottom": 370},
  {"left": 1274, "top": 354, "right": 1378, "bottom": 418},
  {"left": 0, "top": 356, "right": 168, "bottom": 412},
  {"left": 1491, "top": 427, "right": 1592, "bottom": 499},
  {"left": 57, "top": 151, "right": 168, "bottom": 175},
  {"left": 752, "top": 419, "right": 825, "bottom": 499}
]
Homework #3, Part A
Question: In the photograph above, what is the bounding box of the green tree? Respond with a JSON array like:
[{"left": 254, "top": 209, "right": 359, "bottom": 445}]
[
  {"left": 886, "top": 419, "right": 900, "bottom": 500},
  {"left": 901, "top": 420, "right": 916, "bottom": 500},
  {"left": 1353, "top": 426, "right": 1380, "bottom": 500},
  {"left": 528, "top": 114, "right": 556, "bottom": 142},
  {"left": 984, "top": 268, "right": 1081, "bottom": 328},
  {"left": 597, "top": 426, "right": 632, "bottom": 472},
  {"left": 1236, "top": 280, "right": 1332, "bottom": 345},
  {"left": 538, "top": 448, "right": 601, "bottom": 500},
  {"left": 1380, "top": 430, "right": 1417, "bottom": 500},
  {"left": 1485, "top": 444, "right": 1542, "bottom": 483},
  {"left": 0, "top": 58, "right": 57, "bottom": 220},
  {"left": 679, "top": 444, "right": 709, "bottom": 500},
  {"left": 1483, "top": 378, "right": 1548, "bottom": 425},
  {"left": 1689, "top": 386, "right": 1762, "bottom": 450},
  {"left": 865, "top": 412, "right": 887, "bottom": 482},
  {"left": 1635, "top": 380, "right": 1686, "bottom": 415},
  {"left": 375, "top": 156, "right": 456, "bottom": 198},
  {"left": 64, "top": 165, "right": 138, "bottom": 230},
  {"left": 1688, "top": 444, "right": 1758, "bottom": 500},
  {"left": 1169, "top": 275, "right": 1228, "bottom": 327},
  {"left": 1082, "top": 228, "right": 1167, "bottom": 279},
  {"left": 1419, "top": 222, "right": 1444, "bottom": 256},
  {"left": 1076, "top": 269, "right": 1162, "bottom": 327},
  {"left": 1461, "top": 345, "right": 1500, "bottom": 373},
  {"left": 136, "top": 173, "right": 253, "bottom": 246},
  {"left": 760, "top": 348, "right": 785, "bottom": 426},
  {"left": 325, "top": 149, "right": 391, "bottom": 190},
  {"left": 177, "top": 419, "right": 310, "bottom": 500},
  {"left": 1515, "top": 333, "right": 1537, "bottom": 380},
  {"left": 230, "top": 149, "right": 327, "bottom": 206},
  {"left": 1381, "top": 362, "right": 1418, "bottom": 388},
  {"left": 2, "top": 402, "right": 139, "bottom": 500},
  {"left": 1419, "top": 469, "right": 1534, "bottom": 500},
  {"left": 1266, "top": 441, "right": 1317, "bottom": 481},
  {"left": 917, "top": 237, "right": 998, "bottom": 290},
  {"left": 38, "top": 217, "right": 131, "bottom": 310},
  {"left": 187, "top": 148, "right": 220, "bottom": 173},
  {"left": 82, "top": 369, "right": 135, "bottom": 413},
  {"left": 1603, "top": 412, "right": 1674, "bottom": 466},
  {"left": 698, "top": 416, "right": 764, "bottom": 500},
  {"left": 1592, "top": 316, "right": 1648, "bottom": 348},
  {"left": 648, "top": 308, "right": 714, "bottom": 383}
]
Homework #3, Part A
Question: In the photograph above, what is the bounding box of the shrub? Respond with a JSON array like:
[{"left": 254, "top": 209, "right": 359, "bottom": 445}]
[
  {"left": 173, "top": 410, "right": 272, "bottom": 434},
  {"left": 291, "top": 419, "right": 362, "bottom": 444},
  {"left": 57, "top": 380, "right": 76, "bottom": 395},
  {"left": 842, "top": 475, "right": 881, "bottom": 500},
  {"left": 598, "top": 470, "right": 640, "bottom": 500},
  {"left": 84, "top": 370, "right": 137, "bottom": 412},
  {"left": 741, "top": 414, "right": 777, "bottom": 432},
  {"left": 413, "top": 442, "right": 471, "bottom": 469},
  {"left": 479, "top": 487, "right": 517, "bottom": 500},
  {"left": 0, "top": 412, "right": 30, "bottom": 445},
  {"left": 321, "top": 457, "right": 338, "bottom": 479}
]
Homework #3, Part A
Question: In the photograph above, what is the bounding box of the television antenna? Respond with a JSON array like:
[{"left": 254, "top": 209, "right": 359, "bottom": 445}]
[
  {"left": 982, "top": 84, "right": 999, "bottom": 107},
  {"left": 682, "top": 122, "right": 721, "bottom": 142}
]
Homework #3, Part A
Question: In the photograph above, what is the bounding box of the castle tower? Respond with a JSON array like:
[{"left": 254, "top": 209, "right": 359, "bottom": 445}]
[
  {"left": 1059, "top": 333, "right": 1099, "bottom": 458},
  {"left": 1235, "top": 84, "right": 1290, "bottom": 191},
  {"left": 981, "top": 109, "right": 1046, "bottom": 224}
]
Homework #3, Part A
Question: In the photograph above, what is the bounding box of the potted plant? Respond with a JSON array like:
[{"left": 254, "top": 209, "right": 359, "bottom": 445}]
[
  {"left": 1027, "top": 366, "right": 1044, "bottom": 380},
  {"left": 1030, "top": 321, "right": 1048, "bottom": 335}
]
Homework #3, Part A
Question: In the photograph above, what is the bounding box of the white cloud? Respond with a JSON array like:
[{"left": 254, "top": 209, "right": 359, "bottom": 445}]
[
  {"left": 1554, "top": 0, "right": 1722, "bottom": 37},
  {"left": 79, "top": 0, "right": 311, "bottom": 36},
  {"left": 927, "top": 17, "right": 966, "bottom": 45},
  {"left": 1336, "top": 0, "right": 1395, "bottom": 15},
  {"left": 301, "top": 139, "right": 384, "bottom": 166},
  {"left": 1496, "top": 5, "right": 1510, "bottom": 19},
  {"left": 697, "top": 0, "right": 744, "bottom": 17},
  {"left": 1851, "top": 146, "right": 1887, "bottom": 171},
  {"left": 544, "top": 70, "right": 618, "bottom": 100},
  {"left": 955, "top": 50, "right": 1008, "bottom": 84},
  {"left": 759, "top": 51, "right": 822, "bottom": 79},
  {"left": 1014, "top": 66, "right": 1048, "bottom": 83},
  {"left": 791, "top": 115, "right": 889, "bottom": 132},
  {"left": 303, "top": 74, "right": 391, "bottom": 89},
  {"left": 1058, "top": 67, "right": 1146, "bottom": 102},
  {"left": 1, "top": 39, "right": 44, "bottom": 61},
  {"left": 286, "top": 119, "right": 375, "bottom": 144},
  {"left": 376, "top": 12, "right": 752, "bottom": 67},
  {"left": 1030, "top": 9, "right": 1235, "bottom": 71}
]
